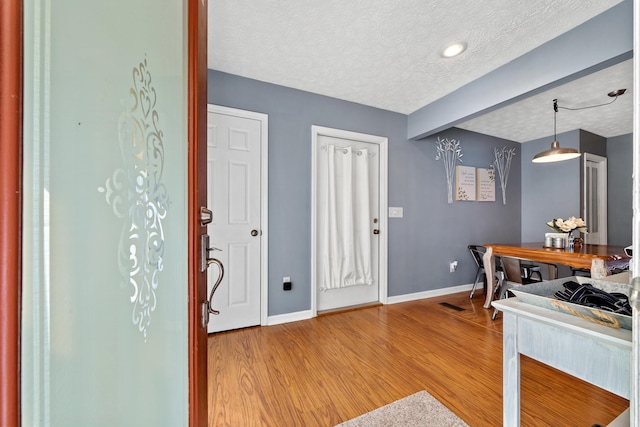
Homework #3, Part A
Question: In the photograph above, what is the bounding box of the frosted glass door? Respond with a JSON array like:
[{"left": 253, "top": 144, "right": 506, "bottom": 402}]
[{"left": 22, "top": 1, "right": 189, "bottom": 425}]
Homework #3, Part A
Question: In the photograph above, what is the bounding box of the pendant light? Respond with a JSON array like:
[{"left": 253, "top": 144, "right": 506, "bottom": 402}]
[{"left": 532, "top": 99, "right": 581, "bottom": 163}]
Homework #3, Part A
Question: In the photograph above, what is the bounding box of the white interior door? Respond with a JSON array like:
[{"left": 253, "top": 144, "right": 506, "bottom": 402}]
[
  {"left": 207, "top": 105, "right": 267, "bottom": 333},
  {"left": 312, "top": 126, "right": 388, "bottom": 313},
  {"left": 583, "top": 153, "right": 608, "bottom": 244}
]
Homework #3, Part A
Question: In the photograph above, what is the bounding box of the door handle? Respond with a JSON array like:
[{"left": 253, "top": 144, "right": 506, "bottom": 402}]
[
  {"left": 201, "top": 233, "right": 224, "bottom": 327},
  {"left": 373, "top": 229, "right": 380, "bottom": 235},
  {"left": 251, "top": 229, "right": 259, "bottom": 237},
  {"left": 202, "top": 257, "right": 224, "bottom": 327}
]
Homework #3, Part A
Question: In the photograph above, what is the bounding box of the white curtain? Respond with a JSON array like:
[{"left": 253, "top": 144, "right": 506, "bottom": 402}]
[{"left": 319, "top": 144, "right": 373, "bottom": 290}]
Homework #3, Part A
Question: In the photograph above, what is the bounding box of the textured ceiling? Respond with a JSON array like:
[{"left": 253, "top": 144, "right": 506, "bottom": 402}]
[
  {"left": 209, "top": 0, "right": 629, "bottom": 142},
  {"left": 457, "top": 59, "right": 633, "bottom": 142}
]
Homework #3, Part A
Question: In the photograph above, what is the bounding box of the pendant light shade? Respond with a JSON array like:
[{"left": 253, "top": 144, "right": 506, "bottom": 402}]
[
  {"left": 532, "top": 99, "right": 581, "bottom": 163},
  {"left": 532, "top": 140, "right": 581, "bottom": 163}
]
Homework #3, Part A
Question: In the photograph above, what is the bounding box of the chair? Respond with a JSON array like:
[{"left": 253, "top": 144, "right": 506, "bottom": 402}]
[
  {"left": 491, "top": 257, "right": 530, "bottom": 320},
  {"left": 571, "top": 267, "right": 591, "bottom": 277},
  {"left": 521, "top": 262, "right": 542, "bottom": 281},
  {"left": 468, "top": 245, "right": 537, "bottom": 299},
  {"left": 468, "top": 245, "right": 503, "bottom": 299},
  {"left": 491, "top": 257, "right": 558, "bottom": 320}
]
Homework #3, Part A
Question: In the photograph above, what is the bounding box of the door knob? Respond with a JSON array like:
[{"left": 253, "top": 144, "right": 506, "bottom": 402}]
[
  {"left": 373, "top": 229, "right": 380, "bottom": 235},
  {"left": 251, "top": 229, "right": 259, "bottom": 237}
]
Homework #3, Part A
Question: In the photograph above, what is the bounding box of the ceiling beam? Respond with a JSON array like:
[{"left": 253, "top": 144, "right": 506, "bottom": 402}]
[{"left": 407, "top": 0, "right": 633, "bottom": 141}]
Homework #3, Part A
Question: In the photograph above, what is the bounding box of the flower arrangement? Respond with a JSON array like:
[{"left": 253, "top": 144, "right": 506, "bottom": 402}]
[{"left": 546, "top": 216, "right": 588, "bottom": 234}]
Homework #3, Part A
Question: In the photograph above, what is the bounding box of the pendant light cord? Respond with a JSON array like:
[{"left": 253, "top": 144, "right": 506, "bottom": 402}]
[
  {"left": 556, "top": 92, "right": 623, "bottom": 111},
  {"left": 553, "top": 99, "right": 558, "bottom": 139}
]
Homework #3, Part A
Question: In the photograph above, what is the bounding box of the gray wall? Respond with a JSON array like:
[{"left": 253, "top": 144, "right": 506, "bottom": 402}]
[
  {"left": 521, "top": 130, "right": 581, "bottom": 242},
  {"left": 607, "top": 133, "right": 633, "bottom": 246},
  {"left": 209, "top": 70, "right": 522, "bottom": 316},
  {"left": 580, "top": 130, "right": 607, "bottom": 157},
  {"left": 393, "top": 128, "right": 521, "bottom": 297},
  {"left": 209, "top": 70, "right": 405, "bottom": 315},
  {"left": 521, "top": 129, "right": 633, "bottom": 246}
]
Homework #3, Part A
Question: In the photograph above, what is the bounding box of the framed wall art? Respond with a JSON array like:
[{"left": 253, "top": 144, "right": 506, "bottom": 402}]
[{"left": 455, "top": 165, "right": 476, "bottom": 201}]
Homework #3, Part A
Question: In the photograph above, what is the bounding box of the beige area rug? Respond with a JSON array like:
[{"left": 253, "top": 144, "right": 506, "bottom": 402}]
[{"left": 336, "top": 391, "right": 470, "bottom": 427}]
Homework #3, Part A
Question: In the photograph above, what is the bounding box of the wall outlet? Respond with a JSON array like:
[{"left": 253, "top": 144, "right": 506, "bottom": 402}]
[
  {"left": 283, "top": 276, "right": 292, "bottom": 291},
  {"left": 449, "top": 261, "right": 458, "bottom": 273}
]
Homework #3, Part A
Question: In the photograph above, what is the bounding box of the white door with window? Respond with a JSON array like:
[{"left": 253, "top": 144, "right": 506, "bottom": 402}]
[
  {"left": 312, "top": 126, "right": 388, "bottom": 313},
  {"left": 583, "top": 153, "right": 608, "bottom": 244},
  {"left": 206, "top": 105, "right": 267, "bottom": 333}
]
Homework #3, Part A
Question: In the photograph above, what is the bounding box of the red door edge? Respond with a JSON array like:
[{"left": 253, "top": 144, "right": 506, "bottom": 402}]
[
  {"left": 0, "top": 0, "right": 23, "bottom": 425},
  {"left": 188, "top": 0, "right": 208, "bottom": 425}
]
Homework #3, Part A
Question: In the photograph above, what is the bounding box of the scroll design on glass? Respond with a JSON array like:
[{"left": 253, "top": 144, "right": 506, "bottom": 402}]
[
  {"left": 434, "top": 137, "right": 463, "bottom": 204},
  {"left": 98, "top": 57, "right": 170, "bottom": 340}
]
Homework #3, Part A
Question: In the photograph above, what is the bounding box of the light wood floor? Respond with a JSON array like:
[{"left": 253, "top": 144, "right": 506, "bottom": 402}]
[{"left": 208, "top": 291, "right": 629, "bottom": 426}]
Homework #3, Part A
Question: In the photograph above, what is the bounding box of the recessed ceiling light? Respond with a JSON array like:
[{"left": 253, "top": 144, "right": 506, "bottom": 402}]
[{"left": 441, "top": 42, "right": 467, "bottom": 58}]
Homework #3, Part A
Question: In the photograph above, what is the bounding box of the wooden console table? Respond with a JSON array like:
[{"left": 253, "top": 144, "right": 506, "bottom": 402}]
[
  {"left": 492, "top": 298, "right": 631, "bottom": 426},
  {"left": 482, "top": 242, "right": 629, "bottom": 309}
]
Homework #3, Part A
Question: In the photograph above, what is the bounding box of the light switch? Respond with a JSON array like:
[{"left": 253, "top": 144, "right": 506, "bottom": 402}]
[{"left": 389, "top": 207, "right": 403, "bottom": 218}]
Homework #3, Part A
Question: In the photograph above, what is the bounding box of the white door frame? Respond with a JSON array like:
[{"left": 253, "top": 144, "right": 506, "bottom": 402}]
[
  {"left": 207, "top": 104, "right": 269, "bottom": 326},
  {"left": 582, "top": 152, "right": 607, "bottom": 244},
  {"left": 310, "top": 125, "right": 388, "bottom": 317}
]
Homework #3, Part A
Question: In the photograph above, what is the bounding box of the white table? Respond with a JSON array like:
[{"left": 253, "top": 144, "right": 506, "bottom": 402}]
[{"left": 492, "top": 298, "right": 632, "bottom": 426}]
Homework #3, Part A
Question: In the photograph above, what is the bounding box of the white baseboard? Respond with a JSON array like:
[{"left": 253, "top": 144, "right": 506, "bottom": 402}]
[
  {"left": 266, "top": 309, "right": 314, "bottom": 326},
  {"left": 386, "top": 283, "right": 474, "bottom": 305},
  {"left": 265, "top": 284, "right": 475, "bottom": 326}
]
